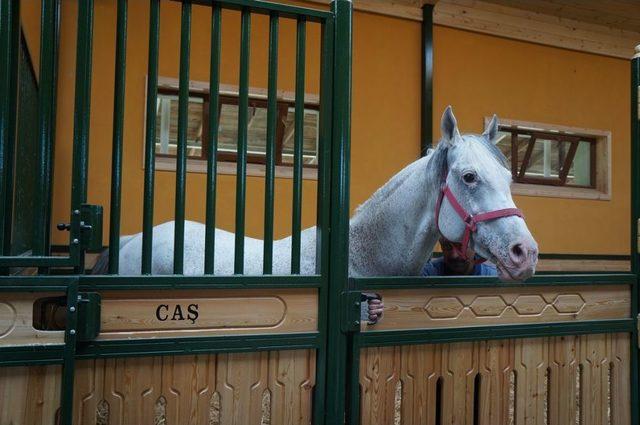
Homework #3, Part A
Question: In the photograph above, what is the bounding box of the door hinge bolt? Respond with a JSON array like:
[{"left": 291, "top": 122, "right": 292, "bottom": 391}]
[
  {"left": 72, "top": 238, "right": 79, "bottom": 244},
  {"left": 69, "top": 306, "right": 76, "bottom": 312},
  {"left": 73, "top": 209, "right": 80, "bottom": 215},
  {"left": 69, "top": 329, "right": 76, "bottom": 335},
  {"left": 354, "top": 301, "right": 360, "bottom": 307},
  {"left": 77, "top": 295, "right": 82, "bottom": 301},
  {"left": 354, "top": 320, "right": 360, "bottom": 326}
]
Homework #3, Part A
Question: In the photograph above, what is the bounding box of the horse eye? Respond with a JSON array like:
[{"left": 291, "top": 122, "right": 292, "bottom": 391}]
[{"left": 463, "top": 172, "right": 477, "bottom": 184}]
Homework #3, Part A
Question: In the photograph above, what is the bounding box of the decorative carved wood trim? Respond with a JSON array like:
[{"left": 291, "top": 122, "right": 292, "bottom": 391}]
[
  {"left": 363, "top": 285, "right": 629, "bottom": 331},
  {"left": 98, "top": 289, "right": 318, "bottom": 340},
  {"left": 360, "top": 333, "right": 630, "bottom": 425}
]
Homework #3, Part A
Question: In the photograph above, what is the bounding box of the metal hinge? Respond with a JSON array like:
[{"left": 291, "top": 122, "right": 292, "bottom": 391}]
[
  {"left": 340, "top": 291, "right": 363, "bottom": 333},
  {"left": 76, "top": 292, "right": 101, "bottom": 341},
  {"left": 57, "top": 204, "right": 104, "bottom": 252}
]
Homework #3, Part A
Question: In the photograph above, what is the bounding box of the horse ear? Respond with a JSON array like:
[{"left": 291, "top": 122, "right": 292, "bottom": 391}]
[
  {"left": 441, "top": 106, "right": 461, "bottom": 145},
  {"left": 483, "top": 114, "right": 499, "bottom": 144}
]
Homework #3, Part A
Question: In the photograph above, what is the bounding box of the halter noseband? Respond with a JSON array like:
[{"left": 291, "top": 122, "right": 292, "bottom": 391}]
[{"left": 435, "top": 172, "right": 524, "bottom": 264}]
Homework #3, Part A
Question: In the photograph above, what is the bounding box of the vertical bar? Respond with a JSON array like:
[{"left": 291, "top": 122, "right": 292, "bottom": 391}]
[
  {"left": 630, "top": 45, "right": 640, "bottom": 425},
  {"left": 142, "top": 0, "right": 160, "bottom": 274},
  {"left": 263, "top": 13, "right": 279, "bottom": 274},
  {"left": 0, "top": 0, "right": 20, "bottom": 257},
  {"left": 34, "top": 0, "right": 60, "bottom": 259},
  {"left": 325, "top": 1, "right": 352, "bottom": 424},
  {"left": 108, "top": 0, "right": 128, "bottom": 274},
  {"left": 234, "top": 9, "right": 251, "bottom": 274},
  {"left": 58, "top": 279, "right": 79, "bottom": 425},
  {"left": 421, "top": 4, "right": 433, "bottom": 155},
  {"left": 312, "top": 15, "right": 334, "bottom": 425},
  {"left": 205, "top": 4, "right": 222, "bottom": 274},
  {"left": 70, "top": 0, "right": 94, "bottom": 272},
  {"left": 291, "top": 17, "right": 306, "bottom": 274},
  {"left": 173, "top": 0, "right": 192, "bottom": 274}
]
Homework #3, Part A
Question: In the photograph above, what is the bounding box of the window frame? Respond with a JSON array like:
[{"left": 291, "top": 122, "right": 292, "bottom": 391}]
[
  {"left": 498, "top": 126, "right": 597, "bottom": 189},
  {"left": 154, "top": 87, "right": 319, "bottom": 169}
]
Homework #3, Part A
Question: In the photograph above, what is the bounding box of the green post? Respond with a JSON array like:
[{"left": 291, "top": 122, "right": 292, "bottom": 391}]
[
  {"left": 109, "top": 0, "right": 128, "bottom": 274},
  {"left": 325, "top": 0, "right": 352, "bottom": 423},
  {"left": 174, "top": 0, "right": 192, "bottom": 274},
  {"left": 631, "top": 44, "right": 640, "bottom": 425},
  {"left": 421, "top": 4, "right": 433, "bottom": 154},
  {"left": 292, "top": 17, "right": 306, "bottom": 274},
  {"left": 70, "top": 0, "right": 94, "bottom": 272},
  {"left": 205, "top": 4, "right": 222, "bottom": 275},
  {"left": 0, "top": 0, "right": 20, "bottom": 259},
  {"left": 58, "top": 279, "right": 79, "bottom": 425}
]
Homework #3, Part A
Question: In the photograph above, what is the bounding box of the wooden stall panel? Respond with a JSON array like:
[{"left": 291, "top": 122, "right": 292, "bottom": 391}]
[
  {"left": 0, "top": 365, "right": 61, "bottom": 425},
  {"left": 98, "top": 288, "right": 318, "bottom": 340},
  {"left": 0, "top": 292, "right": 65, "bottom": 347},
  {"left": 364, "top": 285, "right": 629, "bottom": 331},
  {"left": 359, "top": 333, "right": 630, "bottom": 425},
  {"left": 72, "top": 349, "right": 316, "bottom": 425}
]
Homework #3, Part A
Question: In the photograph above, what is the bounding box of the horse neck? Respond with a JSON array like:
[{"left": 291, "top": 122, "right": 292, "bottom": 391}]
[{"left": 348, "top": 154, "right": 443, "bottom": 276}]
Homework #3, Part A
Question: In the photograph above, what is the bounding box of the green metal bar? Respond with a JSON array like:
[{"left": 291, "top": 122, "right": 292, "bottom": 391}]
[
  {"left": 421, "top": 4, "right": 433, "bottom": 154},
  {"left": 0, "top": 255, "right": 75, "bottom": 268},
  {"left": 291, "top": 17, "right": 306, "bottom": 274},
  {"left": 204, "top": 3, "right": 222, "bottom": 275},
  {"left": 0, "top": 345, "right": 65, "bottom": 367},
  {"left": 353, "top": 273, "right": 637, "bottom": 289},
  {"left": 33, "top": 0, "right": 60, "bottom": 257},
  {"left": 234, "top": 9, "right": 251, "bottom": 274},
  {"left": 142, "top": 0, "right": 160, "bottom": 274},
  {"left": 325, "top": 1, "right": 353, "bottom": 423},
  {"left": 108, "top": 0, "right": 128, "bottom": 274},
  {"left": 263, "top": 13, "right": 279, "bottom": 275},
  {"left": 70, "top": 0, "right": 94, "bottom": 272},
  {"left": 76, "top": 332, "right": 321, "bottom": 358},
  {"left": 189, "top": 0, "right": 330, "bottom": 22},
  {"left": 358, "top": 319, "right": 635, "bottom": 347},
  {"left": 58, "top": 280, "right": 79, "bottom": 425},
  {"left": 174, "top": 0, "right": 192, "bottom": 274},
  {"left": 0, "top": 0, "right": 20, "bottom": 258},
  {"left": 630, "top": 47, "right": 640, "bottom": 425},
  {"left": 312, "top": 15, "right": 334, "bottom": 425},
  {"left": 78, "top": 273, "right": 322, "bottom": 290}
]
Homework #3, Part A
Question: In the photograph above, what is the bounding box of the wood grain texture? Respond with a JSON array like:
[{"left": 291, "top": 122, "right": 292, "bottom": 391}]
[
  {"left": 0, "top": 292, "right": 65, "bottom": 347},
  {"left": 0, "top": 365, "right": 61, "bottom": 425},
  {"left": 98, "top": 289, "right": 318, "bottom": 339},
  {"left": 3, "top": 350, "right": 315, "bottom": 424},
  {"left": 363, "top": 285, "right": 629, "bottom": 331},
  {"left": 360, "top": 333, "right": 631, "bottom": 425}
]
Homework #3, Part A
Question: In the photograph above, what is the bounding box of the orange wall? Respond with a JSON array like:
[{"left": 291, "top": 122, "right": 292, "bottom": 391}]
[{"left": 21, "top": 1, "right": 630, "bottom": 254}]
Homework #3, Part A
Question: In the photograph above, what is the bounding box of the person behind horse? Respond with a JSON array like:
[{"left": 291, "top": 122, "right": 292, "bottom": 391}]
[
  {"left": 422, "top": 237, "right": 497, "bottom": 277},
  {"left": 366, "top": 237, "right": 497, "bottom": 323}
]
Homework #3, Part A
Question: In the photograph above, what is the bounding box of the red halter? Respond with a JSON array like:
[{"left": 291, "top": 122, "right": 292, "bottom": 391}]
[{"left": 435, "top": 179, "right": 524, "bottom": 264}]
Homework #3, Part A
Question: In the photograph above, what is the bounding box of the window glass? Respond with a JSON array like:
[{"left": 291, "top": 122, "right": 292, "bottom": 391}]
[
  {"left": 281, "top": 108, "right": 320, "bottom": 165},
  {"left": 155, "top": 93, "right": 204, "bottom": 159}
]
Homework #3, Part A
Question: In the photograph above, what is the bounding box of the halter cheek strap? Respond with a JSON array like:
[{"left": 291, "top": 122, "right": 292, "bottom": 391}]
[{"left": 435, "top": 183, "right": 524, "bottom": 264}]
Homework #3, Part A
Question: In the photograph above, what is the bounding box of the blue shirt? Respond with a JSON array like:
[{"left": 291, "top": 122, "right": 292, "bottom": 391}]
[{"left": 422, "top": 257, "right": 497, "bottom": 276}]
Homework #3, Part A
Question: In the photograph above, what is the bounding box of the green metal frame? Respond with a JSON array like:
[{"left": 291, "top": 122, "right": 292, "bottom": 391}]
[{"left": 0, "top": 1, "right": 638, "bottom": 425}]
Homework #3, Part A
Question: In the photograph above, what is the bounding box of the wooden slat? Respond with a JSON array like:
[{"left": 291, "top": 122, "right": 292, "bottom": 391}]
[
  {"left": 98, "top": 289, "right": 318, "bottom": 340},
  {"left": 66, "top": 350, "right": 316, "bottom": 425},
  {"left": 0, "top": 292, "right": 65, "bottom": 347},
  {"left": 364, "top": 285, "right": 630, "bottom": 332},
  {"left": 0, "top": 365, "right": 61, "bottom": 425},
  {"left": 359, "top": 334, "right": 631, "bottom": 425}
]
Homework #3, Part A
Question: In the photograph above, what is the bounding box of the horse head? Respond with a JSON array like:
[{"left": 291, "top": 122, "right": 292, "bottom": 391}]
[{"left": 435, "top": 106, "right": 538, "bottom": 281}]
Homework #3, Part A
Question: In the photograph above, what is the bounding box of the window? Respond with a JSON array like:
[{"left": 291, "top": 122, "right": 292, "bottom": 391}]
[
  {"left": 488, "top": 118, "right": 611, "bottom": 201},
  {"left": 495, "top": 127, "right": 596, "bottom": 188},
  {"left": 154, "top": 87, "right": 319, "bottom": 168}
]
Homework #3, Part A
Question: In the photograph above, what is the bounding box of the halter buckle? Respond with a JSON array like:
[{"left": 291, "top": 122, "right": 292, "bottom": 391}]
[{"left": 464, "top": 215, "right": 476, "bottom": 231}]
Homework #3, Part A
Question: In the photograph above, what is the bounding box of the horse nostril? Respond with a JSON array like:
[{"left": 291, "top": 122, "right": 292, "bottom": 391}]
[{"left": 509, "top": 243, "right": 526, "bottom": 264}]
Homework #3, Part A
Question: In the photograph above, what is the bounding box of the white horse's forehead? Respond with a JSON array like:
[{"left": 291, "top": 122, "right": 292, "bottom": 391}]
[{"left": 452, "top": 137, "right": 511, "bottom": 182}]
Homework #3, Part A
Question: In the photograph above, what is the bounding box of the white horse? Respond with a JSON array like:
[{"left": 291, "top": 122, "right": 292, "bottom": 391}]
[{"left": 113, "top": 107, "right": 538, "bottom": 281}]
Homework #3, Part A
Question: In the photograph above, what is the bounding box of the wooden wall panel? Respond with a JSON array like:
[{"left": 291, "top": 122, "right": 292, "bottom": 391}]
[
  {"left": 0, "top": 292, "right": 65, "bottom": 347},
  {"left": 98, "top": 289, "right": 318, "bottom": 340},
  {"left": 359, "top": 333, "right": 631, "bottom": 425},
  {"left": 0, "top": 365, "right": 61, "bottom": 425},
  {"left": 364, "top": 285, "right": 630, "bottom": 331},
  {"left": 69, "top": 349, "right": 315, "bottom": 425}
]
